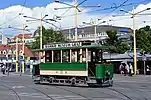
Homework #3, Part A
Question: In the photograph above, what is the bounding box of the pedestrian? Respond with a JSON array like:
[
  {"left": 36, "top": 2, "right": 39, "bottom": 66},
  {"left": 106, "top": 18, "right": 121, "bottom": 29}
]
[
  {"left": 119, "top": 63, "right": 124, "bottom": 75},
  {"left": 125, "top": 63, "right": 129, "bottom": 76},
  {"left": 129, "top": 63, "right": 133, "bottom": 76},
  {"left": 1, "top": 62, "right": 6, "bottom": 75},
  {"left": 7, "top": 63, "right": 11, "bottom": 76},
  {"left": 146, "top": 65, "right": 150, "bottom": 75},
  {"left": 123, "top": 64, "right": 127, "bottom": 76}
]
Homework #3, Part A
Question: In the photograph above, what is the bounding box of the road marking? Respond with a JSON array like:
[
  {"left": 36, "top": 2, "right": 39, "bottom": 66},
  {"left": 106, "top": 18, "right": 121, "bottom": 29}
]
[
  {"left": 9, "top": 92, "right": 88, "bottom": 100},
  {"left": 12, "top": 86, "right": 25, "bottom": 89},
  {"left": 116, "top": 80, "right": 151, "bottom": 83}
]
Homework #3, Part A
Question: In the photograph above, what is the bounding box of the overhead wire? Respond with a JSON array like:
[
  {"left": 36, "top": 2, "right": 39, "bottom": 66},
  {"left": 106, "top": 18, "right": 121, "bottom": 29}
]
[
  {"left": 98, "top": 0, "right": 129, "bottom": 21},
  {"left": 0, "top": 0, "right": 27, "bottom": 27},
  {"left": 60, "top": 0, "right": 151, "bottom": 18}
]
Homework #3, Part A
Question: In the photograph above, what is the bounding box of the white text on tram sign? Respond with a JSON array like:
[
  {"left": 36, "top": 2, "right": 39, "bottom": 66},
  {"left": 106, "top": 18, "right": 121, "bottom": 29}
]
[{"left": 44, "top": 42, "right": 81, "bottom": 49}]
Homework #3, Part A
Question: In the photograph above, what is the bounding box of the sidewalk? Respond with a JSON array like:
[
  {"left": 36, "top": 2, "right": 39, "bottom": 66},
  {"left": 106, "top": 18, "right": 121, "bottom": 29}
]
[
  {"left": 113, "top": 74, "right": 151, "bottom": 83},
  {"left": 0, "top": 71, "right": 32, "bottom": 77}
]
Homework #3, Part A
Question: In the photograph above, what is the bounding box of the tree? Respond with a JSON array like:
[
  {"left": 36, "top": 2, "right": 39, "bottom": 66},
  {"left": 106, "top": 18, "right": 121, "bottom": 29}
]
[
  {"left": 105, "top": 30, "right": 130, "bottom": 54},
  {"left": 30, "top": 26, "right": 67, "bottom": 49},
  {"left": 135, "top": 26, "right": 151, "bottom": 53}
]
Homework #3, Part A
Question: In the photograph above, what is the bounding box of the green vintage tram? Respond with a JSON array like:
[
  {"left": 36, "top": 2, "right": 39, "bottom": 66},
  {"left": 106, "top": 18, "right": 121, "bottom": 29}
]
[{"left": 33, "top": 41, "right": 114, "bottom": 86}]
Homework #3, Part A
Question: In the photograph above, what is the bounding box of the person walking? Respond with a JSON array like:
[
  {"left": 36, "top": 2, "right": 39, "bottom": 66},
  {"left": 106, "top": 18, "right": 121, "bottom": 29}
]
[
  {"left": 1, "top": 61, "right": 6, "bottom": 75},
  {"left": 119, "top": 63, "right": 124, "bottom": 75},
  {"left": 125, "top": 63, "right": 129, "bottom": 76},
  {"left": 7, "top": 63, "right": 11, "bottom": 76},
  {"left": 129, "top": 63, "right": 133, "bottom": 76}
]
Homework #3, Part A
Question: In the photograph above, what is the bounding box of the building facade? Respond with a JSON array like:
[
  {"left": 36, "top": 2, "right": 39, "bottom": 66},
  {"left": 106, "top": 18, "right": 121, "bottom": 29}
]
[
  {"left": 61, "top": 25, "right": 132, "bottom": 43},
  {"left": 0, "top": 33, "right": 36, "bottom": 59},
  {"left": 8, "top": 33, "right": 35, "bottom": 45},
  {"left": 0, "top": 44, "right": 35, "bottom": 58}
]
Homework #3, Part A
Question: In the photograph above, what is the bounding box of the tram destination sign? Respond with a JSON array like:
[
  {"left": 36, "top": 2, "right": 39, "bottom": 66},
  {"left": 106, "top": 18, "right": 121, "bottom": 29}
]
[{"left": 44, "top": 42, "right": 81, "bottom": 49}]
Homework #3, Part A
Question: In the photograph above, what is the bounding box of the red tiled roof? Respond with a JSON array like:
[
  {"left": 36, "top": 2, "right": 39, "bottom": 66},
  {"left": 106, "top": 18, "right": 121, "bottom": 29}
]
[{"left": 11, "top": 34, "right": 32, "bottom": 41}]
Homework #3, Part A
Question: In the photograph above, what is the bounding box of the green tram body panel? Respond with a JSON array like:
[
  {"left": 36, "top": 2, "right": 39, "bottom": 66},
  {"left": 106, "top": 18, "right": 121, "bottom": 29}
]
[
  {"left": 96, "top": 64, "right": 114, "bottom": 79},
  {"left": 40, "top": 62, "right": 87, "bottom": 71},
  {"left": 39, "top": 62, "right": 114, "bottom": 79}
]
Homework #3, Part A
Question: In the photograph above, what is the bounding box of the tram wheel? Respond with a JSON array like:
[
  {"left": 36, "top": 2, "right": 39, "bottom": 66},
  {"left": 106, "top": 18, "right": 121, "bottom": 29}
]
[{"left": 71, "top": 78, "right": 76, "bottom": 86}]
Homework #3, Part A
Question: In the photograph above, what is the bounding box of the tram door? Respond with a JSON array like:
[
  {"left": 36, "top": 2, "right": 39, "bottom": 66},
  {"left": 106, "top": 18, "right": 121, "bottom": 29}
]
[{"left": 88, "top": 49, "right": 103, "bottom": 77}]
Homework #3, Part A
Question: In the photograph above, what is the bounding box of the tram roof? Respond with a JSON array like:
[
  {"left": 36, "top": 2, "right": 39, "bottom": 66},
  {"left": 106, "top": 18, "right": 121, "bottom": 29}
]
[{"left": 32, "top": 45, "right": 115, "bottom": 52}]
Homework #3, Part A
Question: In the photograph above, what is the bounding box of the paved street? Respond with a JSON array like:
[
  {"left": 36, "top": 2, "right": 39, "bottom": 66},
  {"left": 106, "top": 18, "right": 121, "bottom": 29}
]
[{"left": 0, "top": 73, "right": 151, "bottom": 100}]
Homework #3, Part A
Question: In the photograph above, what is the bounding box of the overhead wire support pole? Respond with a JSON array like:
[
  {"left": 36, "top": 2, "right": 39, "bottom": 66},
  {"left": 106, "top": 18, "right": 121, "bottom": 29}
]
[
  {"left": 40, "top": 13, "right": 43, "bottom": 50},
  {"left": 16, "top": 33, "right": 18, "bottom": 72},
  {"left": 74, "top": 0, "right": 78, "bottom": 41},
  {"left": 22, "top": 24, "right": 25, "bottom": 73},
  {"left": 74, "top": 0, "right": 78, "bottom": 62},
  {"left": 23, "top": 14, "right": 54, "bottom": 63},
  {"left": 8, "top": 25, "right": 28, "bottom": 73},
  {"left": 132, "top": 7, "right": 137, "bottom": 75},
  {"left": 119, "top": 7, "right": 151, "bottom": 75},
  {"left": 54, "top": 0, "right": 101, "bottom": 41},
  {"left": 83, "top": 19, "right": 106, "bottom": 42},
  {"left": 40, "top": 13, "right": 43, "bottom": 63}
]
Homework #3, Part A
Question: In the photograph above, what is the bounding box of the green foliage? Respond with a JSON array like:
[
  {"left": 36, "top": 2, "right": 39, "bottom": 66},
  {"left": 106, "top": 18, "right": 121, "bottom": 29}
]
[
  {"left": 30, "top": 26, "right": 66, "bottom": 49},
  {"left": 135, "top": 25, "right": 151, "bottom": 53},
  {"left": 105, "top": 30, "right": 130, "bottom": 54}
]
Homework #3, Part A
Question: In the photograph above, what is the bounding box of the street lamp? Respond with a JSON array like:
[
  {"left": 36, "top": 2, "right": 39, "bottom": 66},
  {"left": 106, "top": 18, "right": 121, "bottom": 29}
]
[
  {"left": 82, "top": 19, "right": 106, "bottom": 42},
  {"left": 54, "top": 0, "right": 101, "bottom": 41},
  {"left": 120, "top": 7, "right": 151, "bottom": 75},
  {"left": 23, "top": 14, "right": 62, "bottom": 62},
  {"left": 24, "top": 14, "right": 48, "bottom": 63}
]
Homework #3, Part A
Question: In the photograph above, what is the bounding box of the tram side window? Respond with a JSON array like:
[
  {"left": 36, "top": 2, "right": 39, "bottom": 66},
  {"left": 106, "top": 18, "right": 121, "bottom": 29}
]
[
  {"left": 54, "top": 51, "right": 61, "bottom": 62},
  {"left": 45, "top": 51, "right": 52, "bottom": 62},
  {"left": 82, "top": 50, "right": 86, "bottom": 62},
  {"left": 62, "top": 50, "right": 69, "bottom": 62},
  {"left": 71, "top": 52, "right": 76, "bottom": 62},
  {"left": 90, "top": 49, "right": 102, "bottom": 62}
]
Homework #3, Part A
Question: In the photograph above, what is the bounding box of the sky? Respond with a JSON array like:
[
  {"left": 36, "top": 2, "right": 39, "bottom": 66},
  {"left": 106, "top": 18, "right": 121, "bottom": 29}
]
[{"left": 0, "top": 0, "right": 151, "bottom": 37}]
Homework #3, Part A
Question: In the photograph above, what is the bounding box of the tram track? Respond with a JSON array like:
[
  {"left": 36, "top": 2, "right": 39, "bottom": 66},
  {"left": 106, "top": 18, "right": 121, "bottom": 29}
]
[
  {"left": 114, "top": 83, "right": 148, "bottom": 100},
  {"left": 0, "top": 84, "right": 22, "bottom": 100},
  {"left": 54, "top": 86, "right": 93, "bottom": 100},
  {"left": 107, "top": 87, "right": 133, "bottom": 100},
  {"left": 0, "top": 77, "right": 55, "bottom": 100},
  {"left": 26, "top": 86, "right": 55, "bottom": 100},
  {"left": 87, "top": 87, "right": 126, "bottom": 100},
  {"left": 0, "top": 76, "right": 142, "bottom": 100}
]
